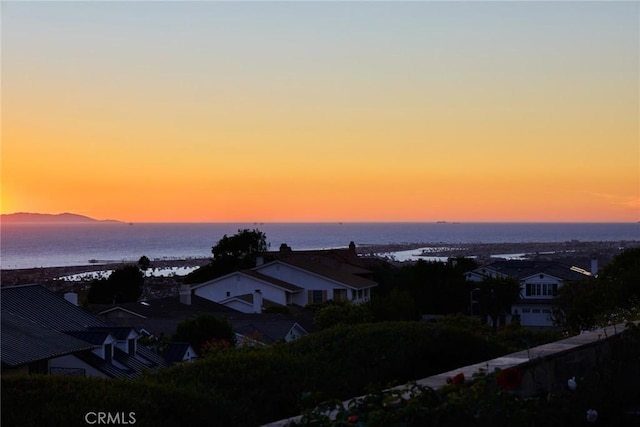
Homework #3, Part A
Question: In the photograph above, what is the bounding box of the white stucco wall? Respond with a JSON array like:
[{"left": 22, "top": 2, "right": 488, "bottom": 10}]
[{"left": 257, "top": 263, "right": 357, "bottom": 305}]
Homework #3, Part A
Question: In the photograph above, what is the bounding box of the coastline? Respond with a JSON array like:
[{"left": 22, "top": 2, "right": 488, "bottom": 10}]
[
  {"left": 0, "top": 257, "right": 210, "bottom": 287},
  {"left": 2, "top": 240, "right": 638, "bottom": 288}
]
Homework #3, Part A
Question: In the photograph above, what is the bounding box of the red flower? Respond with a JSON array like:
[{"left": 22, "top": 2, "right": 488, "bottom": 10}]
[
  {"left": 496, "top": 367, "right": 523, "bottom": 390},
  {"left": 452, "top": 373, "right": 465, "bottom": 384},
  {"left": 446, "top": 372, "right": 465, "bottom": 385},
  {"left": 348, "top": 415, "right": 358, "bottom": 423}
]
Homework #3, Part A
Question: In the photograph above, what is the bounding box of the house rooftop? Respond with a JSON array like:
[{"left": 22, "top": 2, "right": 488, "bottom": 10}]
[
  {"left": 227, "top": 314, "right": 309, "bottom": 345},
  {"left": 94, "top": 294, "right": 237, "bottom": 319},
  {"left": 1, "top": 284, "right": 107, "bottom": 333},
  {"left": 476, "top": 260, "right": 590, "bottom": 281},
  {"left": 1, "top": 311, "right": 96, "bottom": 367},
  {"left": 269, "top": 257, "right": 377, "bottom": 290}
]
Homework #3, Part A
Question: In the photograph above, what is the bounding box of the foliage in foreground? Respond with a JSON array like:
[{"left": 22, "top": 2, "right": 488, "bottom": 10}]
[
  {"left": 292, "top": 323, "right": 640, "bottom": 427},
  {"left": 1, "top": 322, "right": 508, "bottom": 427}
]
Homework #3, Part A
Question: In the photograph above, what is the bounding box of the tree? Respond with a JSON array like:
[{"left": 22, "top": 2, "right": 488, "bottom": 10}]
[
  {"left": 596, "top": 247, "right": 640, "bottom": 310},
  {"left": 184, "top": 228, "right": 269, "bottom": 284},
  {"left": 313, "top": 302, "right": 374, "bottom": 330},
  {"left": 474, "top": 277, "right": 521, "bottom": 333},
  {"left": 138, "top": 255, "right": 151, "bottom": 271},
  {"left": 368, "top": 288, "right": 419, "bottom": 321},
  {"left": 212, "top": 228, "right": 269, "bottom": 262},
  {"left": 87, "top": 265, "right": 144, "bottom": 303},
  {"left": 554, "top": 248, "right": 640, "bottom": 333},
  {"left": 172, "top": 314, "right": 236, "bottom": 353}
]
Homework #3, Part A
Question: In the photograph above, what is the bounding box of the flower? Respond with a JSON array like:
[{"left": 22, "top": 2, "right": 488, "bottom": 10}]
[
  {"left": 446, "top": 373, "right": 465, "bottom": 385},
  {"left": 567, "top": 377, "right": 577, "bottom": 391},
  {"left": 347, "top": 415, "right": 358, "bottom": 423},
  {"left": 586, "top": 409, "right": 598, "bottom": 423},
  {"left": 496, "top": 367, "right": 523, "bottom": 390}
]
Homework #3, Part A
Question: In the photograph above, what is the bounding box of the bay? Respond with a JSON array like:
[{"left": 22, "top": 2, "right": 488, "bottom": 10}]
[{"left": 1, "top": 222, "right": 638, "bottom": 270}]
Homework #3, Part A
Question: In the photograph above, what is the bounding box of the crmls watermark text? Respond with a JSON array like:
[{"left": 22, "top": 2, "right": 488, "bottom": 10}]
[{"left": 84, "top": 412, "right": 136, "bottom": 425}]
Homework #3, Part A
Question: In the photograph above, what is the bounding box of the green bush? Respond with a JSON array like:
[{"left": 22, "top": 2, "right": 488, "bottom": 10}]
[{"left": 1, "top": 322, "right": 509, "bottom": 427}]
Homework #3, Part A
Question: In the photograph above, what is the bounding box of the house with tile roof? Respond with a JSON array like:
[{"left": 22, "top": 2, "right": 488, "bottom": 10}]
[
  {"left": 466, "top": 260, "right": 592, "bottom": 327},
  {"left": 190, "top": 246, "right": 378, "bottom": 313},
  {"left": 1, "top": 284, "right": 169, "bottom": 378}
]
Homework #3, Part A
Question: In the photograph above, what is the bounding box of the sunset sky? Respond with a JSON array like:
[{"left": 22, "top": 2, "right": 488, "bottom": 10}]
[{"left": 2, "top": 1, "right": 638, "bottom": 223}]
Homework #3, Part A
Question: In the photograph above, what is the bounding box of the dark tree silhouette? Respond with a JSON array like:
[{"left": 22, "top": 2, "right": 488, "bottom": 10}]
[
  {"left": 184, "top": 228, "right": 269, "bottom": 284},
  {"left": 474, "top": 277, "right": 522, "bottom": 333},
  {"left": 87, "top": 265, "right": 144, "bottom": 303},
  {"left": 172, "top": 314, "right": 235, "bottom": 353},
  {"left": 138, "top": 255, "right": 151, "bottom": 271}
]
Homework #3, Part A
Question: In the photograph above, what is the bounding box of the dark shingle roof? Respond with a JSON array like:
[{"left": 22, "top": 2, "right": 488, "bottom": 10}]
[
  {"left": 74, "top": 350, "right": 134, "bottom": 379},
  {"left": 88, "top": 327, "right": 138, "bottom": 340},
  {"left": 265, "top": 258, "right": 378, "bottom": 290},
  {"left": 1, "top": 284, "right": 107, "bottom": 332},
  {"left": 1, "top": 311, "right": 96, "bottom": 367},
  {"left": 66, "top": 330, "right": 113, "bottom": 345},
  {"left": 135, "top": 345, "right": 170, "bottom": 368},
  {"left": 226, "top": 313, "right": 309, "bottom": 345},
  {"left": 95, "top": 295, "right": 236, "bottom": 319},
  {"left": 1, "top": 284, "right": 170, "bottom": 375},
  {"left": 112, "top": 347, "right": 166, "bottom": 373}
]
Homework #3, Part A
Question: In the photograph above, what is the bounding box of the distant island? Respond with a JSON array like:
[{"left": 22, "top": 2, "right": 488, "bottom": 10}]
[{"left": 0, "top": 212, "right": 123, "bottom": 224}]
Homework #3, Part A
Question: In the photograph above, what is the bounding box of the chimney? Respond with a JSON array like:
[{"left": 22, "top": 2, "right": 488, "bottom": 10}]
[
  {"left": 253, "top": 289, "right": 263, "bottom": 314},
  {"left": 256, "top": 256, "right": 264, "bottom": 267},
  {"left": 591, "top": 256, "right": 598, "bottom": 277},
  {"left": 179, "top": 284, "right": 192, "bottom": 305},
  {"left": 64, "top": 292, "right": 78, "bottom": 306}
]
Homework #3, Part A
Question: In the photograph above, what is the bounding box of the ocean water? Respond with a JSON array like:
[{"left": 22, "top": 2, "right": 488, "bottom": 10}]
[{"left": 1, "top": 222, "right": 638, "bottom": 270}]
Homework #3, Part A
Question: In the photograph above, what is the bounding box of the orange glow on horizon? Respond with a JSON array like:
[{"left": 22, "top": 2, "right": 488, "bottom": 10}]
[{"left": 1, "top": 2, "right": 638, "bottom": 223}]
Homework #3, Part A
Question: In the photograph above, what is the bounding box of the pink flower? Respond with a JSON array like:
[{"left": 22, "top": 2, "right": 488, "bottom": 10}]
[
  {"left": 348, "top": 415, "right": 358, "bottom": 424},
  {"left": 496, "top": 367, "right": 523, "bottom": 390},
  {"left": 586, "top": 409, "right": 598, "bottom": 423}
]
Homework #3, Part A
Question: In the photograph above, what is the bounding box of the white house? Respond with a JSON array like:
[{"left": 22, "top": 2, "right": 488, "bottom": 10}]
[
  {"left": 466, "top": 260, "right": 593, "bottom": 327},
  {"left": 191, "top": 251, "right": 377, "bottom": 313}
]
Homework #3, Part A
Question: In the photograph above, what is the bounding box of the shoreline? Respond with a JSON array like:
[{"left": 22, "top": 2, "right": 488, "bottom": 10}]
[
  {"left": 0, "top": 257, "right": 211, "bottom": 287},
  {"left": 2, "top": 240, "right": 638, "bottom": 287}
]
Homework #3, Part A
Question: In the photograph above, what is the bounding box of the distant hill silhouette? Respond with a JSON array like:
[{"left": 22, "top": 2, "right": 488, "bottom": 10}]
[{"left": 1, "top": 212, "right": 122, "bottom": 223}]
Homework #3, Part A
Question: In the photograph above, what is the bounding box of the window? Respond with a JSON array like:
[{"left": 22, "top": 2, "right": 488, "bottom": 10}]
[
  {"left": 334, "top": 289, "right": 348, "bottom": 302},
  {"left": 311, "top": 290, "right": 325, "bottom": 304},
  {"left": 532, "top": 309, "right": 541, "bottom": 313},
  {"left": 526, "top": 283, "right": 559, "bottom": 297},
  {"left": 104, "top": 343, "right": 113, "bottom": 363}
]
